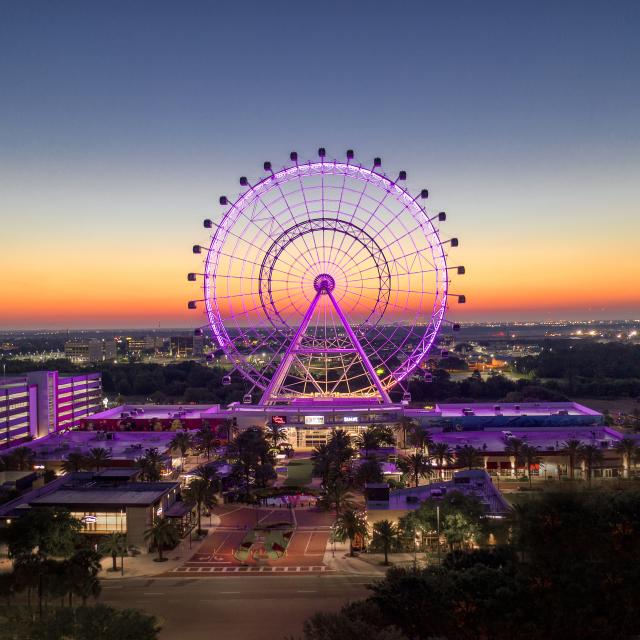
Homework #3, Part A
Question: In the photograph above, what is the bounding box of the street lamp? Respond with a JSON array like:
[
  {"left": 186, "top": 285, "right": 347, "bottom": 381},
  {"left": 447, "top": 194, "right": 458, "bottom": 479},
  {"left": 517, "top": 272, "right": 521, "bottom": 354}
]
[{"left": 436, "top": 506, "right": 441, "bottom": 565}]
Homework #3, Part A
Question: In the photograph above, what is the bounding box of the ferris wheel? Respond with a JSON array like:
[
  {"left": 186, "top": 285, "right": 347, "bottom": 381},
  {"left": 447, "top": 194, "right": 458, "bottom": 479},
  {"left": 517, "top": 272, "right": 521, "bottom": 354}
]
[{"left": 189, "top": 149, "right": 464, "bottom": 405}]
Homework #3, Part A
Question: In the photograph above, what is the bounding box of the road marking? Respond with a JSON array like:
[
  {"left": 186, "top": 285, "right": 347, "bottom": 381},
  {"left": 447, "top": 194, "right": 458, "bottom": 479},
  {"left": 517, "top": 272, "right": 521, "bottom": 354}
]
[
  {"left": 220, "top": 591, "right": 240, "bottom": 594},
  {"left": 143, "top": 592, "right": 165, "bottom": 595},
  {"left": 297, "top": 590, "right": 317, "bottom": 593}
]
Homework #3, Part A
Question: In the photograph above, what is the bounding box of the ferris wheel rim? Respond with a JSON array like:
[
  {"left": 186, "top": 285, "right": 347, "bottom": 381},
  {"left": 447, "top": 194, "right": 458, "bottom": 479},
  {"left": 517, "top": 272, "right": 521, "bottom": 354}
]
[{"left": 201, "top": 158, "right": 450, "bottom": 396}]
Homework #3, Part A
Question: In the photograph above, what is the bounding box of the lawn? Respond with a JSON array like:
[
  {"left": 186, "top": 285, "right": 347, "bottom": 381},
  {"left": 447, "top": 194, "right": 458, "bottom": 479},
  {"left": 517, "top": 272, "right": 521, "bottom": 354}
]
[{"left": 284, "top": 458, "right": 314, "bottom": 487}]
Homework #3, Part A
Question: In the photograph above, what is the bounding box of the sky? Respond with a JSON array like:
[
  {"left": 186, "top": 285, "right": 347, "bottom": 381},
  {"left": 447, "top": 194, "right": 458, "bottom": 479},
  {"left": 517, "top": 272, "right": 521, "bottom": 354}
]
[{"left": 0, "top": 0, "right": 639, "bottom": 329}]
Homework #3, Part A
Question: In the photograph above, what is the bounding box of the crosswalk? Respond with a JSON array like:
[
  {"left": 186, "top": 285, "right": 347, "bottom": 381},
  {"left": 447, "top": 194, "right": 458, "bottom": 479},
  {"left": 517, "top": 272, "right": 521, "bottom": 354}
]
[{"left": 172, "top": 565, "right": 333, "bottom": 574}]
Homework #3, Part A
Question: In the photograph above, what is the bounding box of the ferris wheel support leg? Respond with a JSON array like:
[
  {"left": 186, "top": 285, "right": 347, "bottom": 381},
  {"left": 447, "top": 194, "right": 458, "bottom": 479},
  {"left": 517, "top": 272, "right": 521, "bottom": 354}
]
[
  {"left": 259, "top": 290, "right": 324, "bottom": 405},
  {"left": 326, "top": 291, "right": 392, "bottom": 405}
]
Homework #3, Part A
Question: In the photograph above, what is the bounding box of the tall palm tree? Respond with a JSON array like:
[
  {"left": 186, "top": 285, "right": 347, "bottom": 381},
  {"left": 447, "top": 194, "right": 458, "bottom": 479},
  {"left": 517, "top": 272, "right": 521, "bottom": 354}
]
[
  {"left": 355, "top": 429, "right": 381, "bottom": 458},
  {"left": 265, "top": 423, "right": 288, "bottom": 450},
  {"left": 195, "top": 425, "right": 219, "bottom": 460},
  {"left": 144, "top": 518, "right": 180, "bottom": 562},
  {"left": 561, "top": 438, "right": 582, "bottom": 479},
  {"left": 398, "top": 452, "right": 433, "bottom": 487},
  {"left": 169, "top": 431, "right": 192, "bottom": 469},
  {"left": 578, "top": 443, "right": 604, "bottom": 487},
  {"left": 409, "top": 424, "right": 434, "bottom": 454},
  {"left": 456, "top": 445, "right": 482, "bottom": 470},
  {"left": 614, "top": 437, "right": 638, "bottom": 479},
  {"left": 183, "top": 477, "right": 218, "bottom": 534},
  {"left": 324, "top": 478, "right": 357, "bottom": 518},
  {"left": 334, "top": 508, "right": 369, "bottom": 557},
  {"left": 393, "top": 417, "right": 416, "bottom": 450},
  {"left": 504, "top": 437, "right": 525, "bottom": 478},
  {"left": 86, "top": 447, "right": 112, "bottom": 472},
  {"left": 520, "top": 444, "right": 541, "bottom": 488},
  {"left": 311, "top": 444, "right": 332, "bottom": 487},
  {"left": 98, "top": 533, "right": 127, "bottom": 572},
  {"left": 372, "top": 519, "right": 398, "bottom": 566},
  {"left": 136, "top": 447, "right": 164, "bottom": 482},
  {"left": 431, "top": 442, "right": 454, "bottom": 479},
  {"left": 61, "top": 451, "right": 87, "bottom": 474}
]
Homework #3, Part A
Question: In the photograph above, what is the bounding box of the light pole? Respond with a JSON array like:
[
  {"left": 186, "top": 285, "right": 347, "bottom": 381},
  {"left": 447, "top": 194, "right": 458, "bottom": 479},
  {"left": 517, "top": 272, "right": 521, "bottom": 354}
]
[{"left": 436, "top": 506, "right": 441, "bottom": 566}]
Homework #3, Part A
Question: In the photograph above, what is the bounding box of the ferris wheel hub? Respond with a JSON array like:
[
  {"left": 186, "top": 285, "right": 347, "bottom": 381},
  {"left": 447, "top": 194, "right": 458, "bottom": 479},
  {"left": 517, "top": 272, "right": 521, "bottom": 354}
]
[{"left": 313, "top": 273, "right": 336, "bottom": 293}]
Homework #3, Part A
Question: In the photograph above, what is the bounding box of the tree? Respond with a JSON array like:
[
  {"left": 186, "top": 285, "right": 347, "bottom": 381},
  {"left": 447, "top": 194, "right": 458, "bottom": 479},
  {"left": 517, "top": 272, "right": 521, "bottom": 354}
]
[
  {"left": 183, "top": 477, "right": 218, "bottom": 534},
  {"left": 398, "top": 452, "right": 433, "bottom": 488},
  {"left": 265, "top": 422, "right": 288, "bottom": 449},
  {"left": 356, "top": 429, "right": 383, "bottom": 458},
  {"left": 504, "top": 437, "right": 525, "bottom": 477},
  {"left": 561, "top": 438, "right": 582, "bottom": 479},
  {"left": 61, "top": 451, "right": 87, "bottom": 473},
  {"left": 1, "top": 507, "right": 81, "bottom": 558},
  {"left": 355, "top": 458, "right": 384, "bottom": 487},
  {"left": 614, "top": 437, "right": 638, "bottom": 478},
  {"left": 334, "top": 508, "right": 369, "bottom": 556},
  {"left": 144, "top": 518, "right": 180, "bottom": 562},
  {"left": 519, "top": 444, "right": 541, "bottom": 488},
  {"left": 169, "top": 431, "right": 192, "bottom": 469},
  {"left": 311, "top": 443, "right": 333, "bottom": 487},
  {"left": 455, "top": 445, "right": 482, "bottom": 470},
  {"left": 372, "top": 520, "right": 399, "bottom": 566},
  {"left": 195, "top": 425, "right": 219, "bottom": 460},
  {"left": 430, "top": 442, "right": 454, "bottom": 479},
  {"left": 67, "top": 549, "right": 102, "bottom": 605},
  {"left": 393, "top": 417, "right": 416, "bottom": 450},
  {"left": 578, "top": 443, "right": 604, "bottom": 486},
  {"left": 442, "top": 512, "right": 480, "bottom": 551},
  {"left": 324, "top": 478, "right": 357, "bottom": 518},
  {"left": 99, "top": 533, "right": 127, "bottom": 572},
  {"left": 409, "top": 424, "right": 434, "bottom": 454},
  {"left": 226, "top": 427, "right": 274, "bottom": 499},
  {"left": 86, "top": 447, "right": 112, "bottom": 472},
  {"left": 136, "top": 447, "right": 164, "bottom": 481},
  {"left": 6, "top": 446, "right": 35, "bottom": 471}
]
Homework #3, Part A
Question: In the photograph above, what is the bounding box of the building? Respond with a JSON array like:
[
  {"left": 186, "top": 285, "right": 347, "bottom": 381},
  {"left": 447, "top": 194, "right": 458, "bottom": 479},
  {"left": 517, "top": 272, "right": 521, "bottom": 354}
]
[
  {"left": 64, "top": 339, "right": 117, "bottom": 363},
  {"left": 0, "top": 371, "right": 103, "bottom": 446},
  {"left": 0, "top": 470, "right": 192, "bottom": 550},
  {"left": 125, "top": 335, "right": 157, "bottom": 354},
  {"left": 169, "top": 335, "right": 204, "bottom": 358}
]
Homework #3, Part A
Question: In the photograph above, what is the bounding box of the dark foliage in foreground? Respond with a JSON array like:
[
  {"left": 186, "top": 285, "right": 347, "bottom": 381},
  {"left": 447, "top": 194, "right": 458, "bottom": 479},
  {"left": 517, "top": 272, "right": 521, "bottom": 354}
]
[{"left": 301, "top": 492, "right": 640, "bottom": 640}]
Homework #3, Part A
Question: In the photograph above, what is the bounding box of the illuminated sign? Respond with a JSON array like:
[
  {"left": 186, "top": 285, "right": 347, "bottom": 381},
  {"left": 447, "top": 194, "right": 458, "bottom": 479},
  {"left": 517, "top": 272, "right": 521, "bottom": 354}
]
[
  {"left": 271, "top": 415, "right": 287, "bottom": 425},
  {"left": 343, "top": 416, "right": 358, "bottom": 423},
  {"left": 304, "top": 415, "right": 325, "bottom": 425},
  {"left": 82, "top": 515, "right": 97, "bottom": 524}
]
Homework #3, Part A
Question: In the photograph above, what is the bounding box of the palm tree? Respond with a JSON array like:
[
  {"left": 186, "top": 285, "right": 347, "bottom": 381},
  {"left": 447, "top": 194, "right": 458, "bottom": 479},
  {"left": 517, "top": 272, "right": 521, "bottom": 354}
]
[
  {"left": 520, "top": 444, "right": 541, "bottom": 488},
  {"left": 144, "top": 518, "right": 179, "bottom": 562},
  {"left": 7, "top": 446, "right": 34, "bottom": 471},
  {"left": 324, "top": 478, "right": 357, "bottom": 518},
  {"left": 372, "top": 519, "right": 398, "bottom": 566},
  {"left": 561, "top": 438, "right": 582, "bottom": 479},
  {"left": 431, "top": 442, "right": 454, "bottom": 479},
  {"left": 195, "top": 425, "right": 219, "bottom": 460},
  {"left": 456, "top": 445, "right": 482, "bottom": 470},
  {"left": 409, "top": 424, "right": 434, "bottom": 454},
  {"left": 334, "top": 508, "right": 369, "bottom": 557},
  {"left": 355, "top": 429, "right": 381, "bottom": 458},
  {"left": 183, "top": 477, "right": 218, "bottom": 534},
  {"left": 169, "top": 431, "right": 192, "bottom": 469},
  {"left": 86, "top": 447, "right": 112, "bottom": 472},
  {"left": 265, "top": 423, "right": 288, "bottom": 450},
  {"left": 98, "top": 533, "right": 127, "bottom": 572},
  {"left": 504, "top": 437, "right": 525, "bottom": 478},
  {"left": 311, "top": 444, "right": 332, "bottom": 487},
  {"left": 60, "top": 451, "right": 87, "bottom": 474},
  {"left": 398, "top": 452, "right": 433, "bottom": 487},
  {"left": 393, "top": 417, "right": 416, "bottom": 450},
  {"left": 136, "top": 448, "right": 164, "bottom": 482},
  {"left": 614, "top": 438, "right": 638, "bottom": 479},
  {"left": 578, "top": 443, "right": 604, "bottom": 486}
]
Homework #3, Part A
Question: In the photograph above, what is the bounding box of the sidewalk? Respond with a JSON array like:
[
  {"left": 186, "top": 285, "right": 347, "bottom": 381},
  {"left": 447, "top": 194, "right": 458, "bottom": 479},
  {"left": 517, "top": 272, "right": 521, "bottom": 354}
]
[{"left": 99, "top": 516, "right": 221, "bottom": 579}]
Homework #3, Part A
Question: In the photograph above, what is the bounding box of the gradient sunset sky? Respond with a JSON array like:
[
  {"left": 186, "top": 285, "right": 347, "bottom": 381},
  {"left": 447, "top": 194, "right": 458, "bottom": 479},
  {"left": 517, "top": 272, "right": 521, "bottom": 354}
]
[{"left": 1, "top": 1, "right": 639, "bottom": 329}]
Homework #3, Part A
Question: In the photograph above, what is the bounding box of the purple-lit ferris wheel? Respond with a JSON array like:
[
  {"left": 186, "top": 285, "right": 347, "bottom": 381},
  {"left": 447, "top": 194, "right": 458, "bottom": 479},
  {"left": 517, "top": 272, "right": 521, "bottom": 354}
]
[{"left": 189, "top": 149, "right": 464, "bottom": 405}]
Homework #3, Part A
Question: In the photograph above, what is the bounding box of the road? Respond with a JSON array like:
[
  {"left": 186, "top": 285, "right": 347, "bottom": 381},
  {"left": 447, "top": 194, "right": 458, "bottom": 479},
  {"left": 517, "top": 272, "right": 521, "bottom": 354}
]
[{"left": 100, "top": 574, "right": 375, "bottom": 640}]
